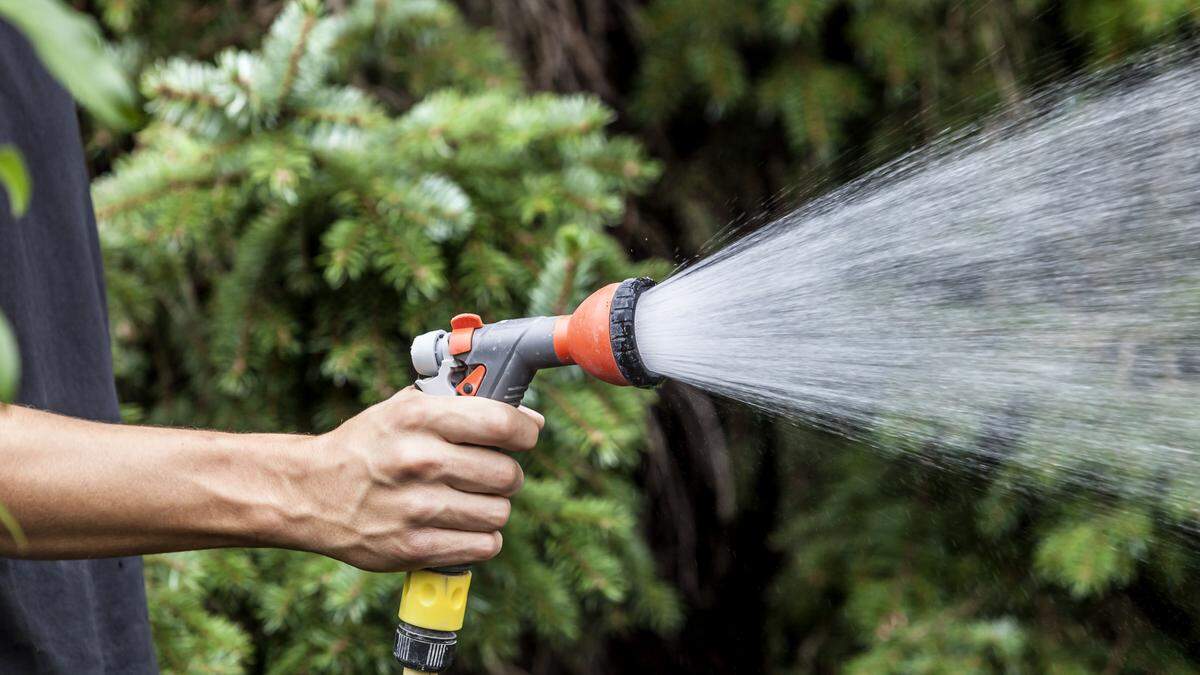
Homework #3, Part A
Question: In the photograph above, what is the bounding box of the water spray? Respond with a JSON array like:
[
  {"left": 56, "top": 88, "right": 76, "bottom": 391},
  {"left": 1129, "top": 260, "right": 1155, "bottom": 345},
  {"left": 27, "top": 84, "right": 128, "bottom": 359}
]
[
  {"left": 394, "top": 277, "right": 660, "bottom": 673},
  {"left": 395, "top": 51, "right": 1200, "bottom": 672}
]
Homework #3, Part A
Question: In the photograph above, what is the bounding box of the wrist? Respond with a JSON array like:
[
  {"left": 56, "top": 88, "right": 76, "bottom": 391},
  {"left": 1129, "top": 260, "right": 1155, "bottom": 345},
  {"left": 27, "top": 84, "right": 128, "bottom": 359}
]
[{"left": 223, "top": 431, "right": 318, "bottom": 550}]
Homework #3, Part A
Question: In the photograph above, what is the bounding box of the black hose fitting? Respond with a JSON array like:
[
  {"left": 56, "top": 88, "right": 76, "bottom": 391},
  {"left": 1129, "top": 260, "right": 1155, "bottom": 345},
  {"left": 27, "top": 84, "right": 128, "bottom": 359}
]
[{"left": 394, "top": 623, "right": 457, "bottom": 672}]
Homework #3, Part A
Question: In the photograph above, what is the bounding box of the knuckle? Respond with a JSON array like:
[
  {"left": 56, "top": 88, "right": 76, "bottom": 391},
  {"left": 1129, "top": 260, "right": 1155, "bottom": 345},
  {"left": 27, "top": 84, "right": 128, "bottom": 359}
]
[
  {"left": 395, "top": 445, "right": 443, "bottom": 481},
  {"left": 493, "top": 499, "right": 512, "bottom": 528},
  {"left": 487, "top": 410, "right": 519, "bottom": 440},
  {"left": 401, "top": 488, "right": 441, "bottom": 523},
  {"left": 391, "top": 396, "right": 430, "bottom": 431},
  {"left": 479, "top": 533, "right": 503, "bottom": 560},
  {"left": 499, "top": 460, "right": 524, "bottom": 496},
  {"left": 397, "top": 530, "right": 434, "bottom": 564}
]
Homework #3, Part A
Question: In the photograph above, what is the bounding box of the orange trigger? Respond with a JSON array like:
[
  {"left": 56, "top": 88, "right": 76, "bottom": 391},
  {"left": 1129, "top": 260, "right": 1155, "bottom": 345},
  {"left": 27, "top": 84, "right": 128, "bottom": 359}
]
[
  {"left": 448, "top": 313, "right": 483, "bottom": 355},
  {"left": 456, "top": 365, "right": 486, "bottom": 396},
  {"left": 450, "top": 313, "right": 483, "bottom": 330}
]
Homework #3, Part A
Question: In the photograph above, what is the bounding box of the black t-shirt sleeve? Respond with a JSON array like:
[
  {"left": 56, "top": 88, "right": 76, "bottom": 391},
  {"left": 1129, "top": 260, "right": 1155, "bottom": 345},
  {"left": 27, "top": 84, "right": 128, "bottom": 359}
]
[{"left": 0, "top": 20, "right": 157, "bottom": 674}]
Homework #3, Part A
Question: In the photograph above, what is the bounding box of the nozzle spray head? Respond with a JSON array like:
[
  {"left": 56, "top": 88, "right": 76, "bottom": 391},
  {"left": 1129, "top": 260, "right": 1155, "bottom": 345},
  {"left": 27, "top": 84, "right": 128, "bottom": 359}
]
[
  {"left": 557, "top": 276, "right": 662, "bottom": 387},
  {"left": 408, "top": 277, "right": 661, "bottom": 406}
]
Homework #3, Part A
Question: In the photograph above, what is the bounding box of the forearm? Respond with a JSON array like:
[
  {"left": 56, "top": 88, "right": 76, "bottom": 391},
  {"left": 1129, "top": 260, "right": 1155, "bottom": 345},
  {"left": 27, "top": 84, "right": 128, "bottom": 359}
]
[
  {"left": 0, "top": 404, "right": 303, "bottom": 559},
  {"left": 0, "top": 388, "right": 541, "bottom": 572}
]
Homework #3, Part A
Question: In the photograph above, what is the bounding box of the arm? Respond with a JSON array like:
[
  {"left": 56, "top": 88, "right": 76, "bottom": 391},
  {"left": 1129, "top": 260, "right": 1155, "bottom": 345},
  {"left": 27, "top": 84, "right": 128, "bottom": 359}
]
[{"left": 0, "top": 387, "right": 543, "bottom": 571}]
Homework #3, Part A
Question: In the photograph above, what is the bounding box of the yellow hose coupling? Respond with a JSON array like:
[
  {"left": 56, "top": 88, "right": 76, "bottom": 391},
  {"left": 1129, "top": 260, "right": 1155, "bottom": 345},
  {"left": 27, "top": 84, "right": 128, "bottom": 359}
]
[
  {"left": 398, "top": 569, "right": 472, "bottom": 631},
  {"left": 394, "top": 568, "right": 472, "bottom": 672}
]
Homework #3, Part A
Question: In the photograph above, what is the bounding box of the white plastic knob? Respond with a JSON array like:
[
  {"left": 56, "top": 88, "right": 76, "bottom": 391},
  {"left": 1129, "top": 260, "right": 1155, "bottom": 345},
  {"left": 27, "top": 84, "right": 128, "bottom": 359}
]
[{"left": 410, "top": 329, "right": 446, "bottom": 376}]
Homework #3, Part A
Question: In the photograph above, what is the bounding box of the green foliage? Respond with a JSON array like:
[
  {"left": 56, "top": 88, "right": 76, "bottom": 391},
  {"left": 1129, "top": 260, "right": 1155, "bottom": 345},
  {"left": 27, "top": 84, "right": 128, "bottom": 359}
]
[
  {"left": 844, "top": 616, "right": 1028, "bottom": 675},
  {"left": 84, "top": 0, "right": 1200, "bottom": 671},
  {"left": 768, "top": 441, "right": 1200, "bottom": 674},
  {"left": 0, "top": 313, "right": 17, "bottom": 404},
  {"left": 1064, "top": 0, "right": 1200, "bottom": 54},
  {"left": 96, "top": 0, "right": 675, "bottom": 671},
  {"left": 0, "top": 0, "right": 139, "bottom": 130},
  {"left": 0, "top": 500, "right": 26, "bottom": 553},
  {"left": 0, "top": 145, "right": 29, "bottom": 217},
  {"left": 634, "top": 0, "right": 1200, "bottom": 220},
  {"left": 1034, "top": 508, "right": 1153, "bottom": 599}
]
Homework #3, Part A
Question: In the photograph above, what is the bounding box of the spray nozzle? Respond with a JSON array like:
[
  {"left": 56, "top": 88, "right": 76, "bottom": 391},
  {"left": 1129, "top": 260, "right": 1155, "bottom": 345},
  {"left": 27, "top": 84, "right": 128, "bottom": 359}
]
[{"left": 408, "top": 277, "right": 661, "bottom": 407}]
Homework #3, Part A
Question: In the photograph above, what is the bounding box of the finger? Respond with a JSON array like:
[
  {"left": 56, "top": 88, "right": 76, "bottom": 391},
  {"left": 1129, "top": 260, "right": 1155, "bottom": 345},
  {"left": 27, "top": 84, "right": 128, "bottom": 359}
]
[
  {"left": 518, "top": 406, "right": 545, "bottom": 429},
  {"left": 431, "top": 442, "right": 525, "bottom": 496},
  {"left": 409, "top": 486, "right": 511, "bottom": 532},
  {"left": 411, "top": 530, "right": 503, "bottom": 568},
  {"left": 420, "top": 395, "right": 541, "bottom": 452}
]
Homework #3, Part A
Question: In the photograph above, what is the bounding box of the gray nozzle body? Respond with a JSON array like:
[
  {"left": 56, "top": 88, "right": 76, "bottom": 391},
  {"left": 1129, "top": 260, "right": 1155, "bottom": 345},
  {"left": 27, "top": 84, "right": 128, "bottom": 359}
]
[
  {"left": 409, "top": 277, "right": 662, "bottom": 406},
  {"left": 464, "top": 316, "right": 562, "bottom": 404},
  {"left": 411, "top": 315, "right": 565, "bottom": 406}
]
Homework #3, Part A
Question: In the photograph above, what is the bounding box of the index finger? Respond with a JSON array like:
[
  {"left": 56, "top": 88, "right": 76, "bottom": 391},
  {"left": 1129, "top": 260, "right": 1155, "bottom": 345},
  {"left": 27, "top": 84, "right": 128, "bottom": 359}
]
[{"left": 420, "top": 394, "right": 541, "bottom": 452}]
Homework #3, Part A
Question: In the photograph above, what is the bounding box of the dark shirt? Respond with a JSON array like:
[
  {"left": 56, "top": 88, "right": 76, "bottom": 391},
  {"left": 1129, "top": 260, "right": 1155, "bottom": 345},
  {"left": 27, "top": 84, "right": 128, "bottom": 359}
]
[{"left": 0, "top": 21, "right": 158, "bottom": 674}]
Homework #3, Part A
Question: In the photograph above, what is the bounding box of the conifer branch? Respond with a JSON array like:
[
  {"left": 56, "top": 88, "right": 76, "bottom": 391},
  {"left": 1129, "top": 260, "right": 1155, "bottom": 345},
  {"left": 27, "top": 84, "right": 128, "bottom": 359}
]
[
  {"left": 280, "top": 12, "right": 316, "bottom": 104},
  {"left": 95, "top": 171, "right": 247, "bottom": 221},
  {"left": 104, "top": 1, "right": 669, "bottom": 669}
]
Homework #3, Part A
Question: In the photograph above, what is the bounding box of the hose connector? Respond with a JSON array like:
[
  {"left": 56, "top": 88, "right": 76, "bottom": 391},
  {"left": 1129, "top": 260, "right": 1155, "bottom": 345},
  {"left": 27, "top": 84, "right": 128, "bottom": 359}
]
[{"left": 394, "top": 568, "right": 472, "bottom": 672}]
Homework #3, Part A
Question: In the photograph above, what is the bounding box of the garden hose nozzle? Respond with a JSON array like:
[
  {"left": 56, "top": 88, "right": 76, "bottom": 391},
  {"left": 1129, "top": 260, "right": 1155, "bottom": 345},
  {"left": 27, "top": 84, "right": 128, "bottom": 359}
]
[{"left": 394, "top": 277, "right": 661, "bottom": 673}]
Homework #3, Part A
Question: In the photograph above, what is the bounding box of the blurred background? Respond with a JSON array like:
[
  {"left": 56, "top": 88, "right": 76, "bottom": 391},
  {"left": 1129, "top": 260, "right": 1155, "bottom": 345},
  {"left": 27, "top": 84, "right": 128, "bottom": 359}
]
[{"left": 6, "top": 0, "right": 1200, "bottom": 672}]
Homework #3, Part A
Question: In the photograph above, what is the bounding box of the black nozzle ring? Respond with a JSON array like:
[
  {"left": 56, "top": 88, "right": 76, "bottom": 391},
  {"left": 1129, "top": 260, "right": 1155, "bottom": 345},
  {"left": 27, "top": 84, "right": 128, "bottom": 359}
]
[{"left": 610, "top": 277, "right": 663, "bottom": 388}]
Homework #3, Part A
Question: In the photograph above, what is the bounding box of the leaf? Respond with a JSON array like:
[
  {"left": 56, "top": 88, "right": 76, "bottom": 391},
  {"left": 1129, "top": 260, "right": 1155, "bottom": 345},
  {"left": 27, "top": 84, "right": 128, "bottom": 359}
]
[
  {"left": 0, "top": 501, "right": 27, "bottom": 552},
  {"left": 0, "top": 312, "right": 18, "bottom": 403},
  {"left": 0, "top": 0, "right": 140, "bottom": 130},
  {"left": 0, "top": 145, "right": 30, "bottom": 217}
]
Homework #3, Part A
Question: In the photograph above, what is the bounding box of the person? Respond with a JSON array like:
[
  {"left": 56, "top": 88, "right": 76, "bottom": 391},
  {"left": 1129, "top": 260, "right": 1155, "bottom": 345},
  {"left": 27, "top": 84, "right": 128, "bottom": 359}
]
[{"left": 0, "top": 21, "right": 540, "bottom": 674}]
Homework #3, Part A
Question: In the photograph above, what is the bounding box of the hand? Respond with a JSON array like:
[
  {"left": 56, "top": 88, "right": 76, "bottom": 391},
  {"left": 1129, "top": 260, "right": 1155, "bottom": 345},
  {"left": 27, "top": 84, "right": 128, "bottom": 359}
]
[{"left": 280, "top": 387, "right": 544, "bottom": 572}]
